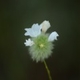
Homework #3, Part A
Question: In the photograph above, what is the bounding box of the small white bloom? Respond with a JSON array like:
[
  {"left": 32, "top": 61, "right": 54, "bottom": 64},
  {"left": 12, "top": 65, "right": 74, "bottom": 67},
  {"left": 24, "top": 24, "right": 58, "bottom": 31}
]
[
  {"left": 24, "top": 24, "right": 41, "bottom": 37},
  {"left": 24, "top": 38, "right": 34, "bottom": 46},
  {"left": 48, "top": 31, "right": 59, "bottom": 41},
  {"left": 24, "top": 20, "right": 59, "bottom": 62},
  {"left": 40, "top": 20, "right": 51, "bottom": 32}
]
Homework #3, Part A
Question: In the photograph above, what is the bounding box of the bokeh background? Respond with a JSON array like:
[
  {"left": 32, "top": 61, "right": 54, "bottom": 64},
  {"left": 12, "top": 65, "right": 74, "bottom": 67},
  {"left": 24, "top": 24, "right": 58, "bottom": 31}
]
[{"left": 0, "top": 0, "right": 80, "bottom": 80}]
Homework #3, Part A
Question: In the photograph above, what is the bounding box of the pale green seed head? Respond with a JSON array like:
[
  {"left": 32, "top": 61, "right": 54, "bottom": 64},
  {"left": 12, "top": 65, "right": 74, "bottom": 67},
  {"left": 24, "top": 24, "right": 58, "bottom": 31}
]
[{"left": 29, "top": 33, "right": 54, "bottom": 62}]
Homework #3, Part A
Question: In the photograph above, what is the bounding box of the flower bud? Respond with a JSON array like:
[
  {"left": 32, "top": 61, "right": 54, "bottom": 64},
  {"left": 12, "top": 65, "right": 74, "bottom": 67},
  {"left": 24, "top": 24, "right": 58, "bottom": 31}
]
[{"left": 40, "top": 20, "right": 51, "bottom": 32}]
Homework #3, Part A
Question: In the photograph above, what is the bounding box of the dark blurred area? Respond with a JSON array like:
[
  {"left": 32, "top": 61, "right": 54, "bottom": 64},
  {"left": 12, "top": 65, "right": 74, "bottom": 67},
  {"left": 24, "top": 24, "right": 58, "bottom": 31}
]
[{"left": 0, "top": 0, "right": 80, "bottom": 80}]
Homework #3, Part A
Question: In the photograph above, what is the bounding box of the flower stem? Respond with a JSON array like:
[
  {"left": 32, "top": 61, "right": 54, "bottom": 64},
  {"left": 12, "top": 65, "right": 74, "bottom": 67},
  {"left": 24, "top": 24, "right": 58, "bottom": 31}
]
[{"left": 43, "top": 60, "right": 52, "bottom": 80}]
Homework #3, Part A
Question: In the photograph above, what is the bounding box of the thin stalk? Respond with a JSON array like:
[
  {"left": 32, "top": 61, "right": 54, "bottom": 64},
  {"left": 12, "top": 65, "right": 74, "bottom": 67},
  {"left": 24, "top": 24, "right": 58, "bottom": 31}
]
[{"left": 43, "top": 60, "right": 52, "bottom": 80}]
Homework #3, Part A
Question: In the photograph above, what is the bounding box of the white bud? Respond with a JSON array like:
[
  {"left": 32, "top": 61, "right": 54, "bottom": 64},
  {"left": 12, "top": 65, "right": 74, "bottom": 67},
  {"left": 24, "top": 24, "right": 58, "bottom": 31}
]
[
  {"left": 40, "top": 20, "right": 51, "bottom": 32},
  {"left": 48, "top": 31, "right": 59, "bottom": 41}
]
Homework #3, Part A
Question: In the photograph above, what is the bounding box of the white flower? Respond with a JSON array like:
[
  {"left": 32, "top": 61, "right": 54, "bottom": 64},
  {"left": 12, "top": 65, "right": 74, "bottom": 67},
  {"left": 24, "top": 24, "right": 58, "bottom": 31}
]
[
  {"left": 24, "top": 38, "right": 34, "bottom": 46},
  {"left": 48, "top": 31, "right": 59, "bottom": 41},
  {"left": 24, "top": 24, "right": 42, "bottom": 37},
  {"left": 24, "top": 20, "right": 59, "bottom": 62},
  {"left": 40, "top": 20, "right": 51, "bottom": 32}
]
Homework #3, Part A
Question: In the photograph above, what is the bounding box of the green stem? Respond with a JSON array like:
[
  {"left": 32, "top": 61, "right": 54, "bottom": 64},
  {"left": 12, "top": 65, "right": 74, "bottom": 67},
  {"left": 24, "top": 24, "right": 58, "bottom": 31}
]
[{"left": 43, "top": 60, "right": 52, "bottom": 80}]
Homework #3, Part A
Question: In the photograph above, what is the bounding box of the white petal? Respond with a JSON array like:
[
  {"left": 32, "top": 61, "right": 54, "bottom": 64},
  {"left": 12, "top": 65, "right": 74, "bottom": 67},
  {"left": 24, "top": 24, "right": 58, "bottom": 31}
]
[
  {"left": 48, "top": 31, "right": 59, "bottom": 41},
  {"left": 24, "top": 24, "right": 41, "bottom": 37},
  {"left": 24, "top": 38, "right": 34, "bottom": 46},
  {"left": 24, "top": 29, "right": 32, "bottom": 36},
  {"left": 40, "top": 20, "right": 51, "bottom": 32}
]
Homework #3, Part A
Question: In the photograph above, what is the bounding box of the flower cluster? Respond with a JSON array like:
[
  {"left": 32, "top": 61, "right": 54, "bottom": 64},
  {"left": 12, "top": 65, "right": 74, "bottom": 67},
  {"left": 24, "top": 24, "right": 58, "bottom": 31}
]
[{"left": 24, "top": 20, "right": 59, "bottom": 62}]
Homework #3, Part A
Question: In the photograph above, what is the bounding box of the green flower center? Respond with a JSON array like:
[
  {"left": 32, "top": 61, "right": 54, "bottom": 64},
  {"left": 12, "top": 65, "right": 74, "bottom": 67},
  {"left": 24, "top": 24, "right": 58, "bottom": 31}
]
[
  {"left": 32, "top": 33, "right": 49, "bottom": 49},
  {"left": 29, "top": 33, "right": 53, "bottom": 62},
  {"left": 39, "top": 43, "right": 44, "bottom": 48}
]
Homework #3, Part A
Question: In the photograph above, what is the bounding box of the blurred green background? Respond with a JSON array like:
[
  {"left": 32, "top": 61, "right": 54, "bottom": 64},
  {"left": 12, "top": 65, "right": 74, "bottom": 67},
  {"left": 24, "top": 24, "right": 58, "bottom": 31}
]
[{"left": 0, "top": 0, "right": 80, "bottom": 80}]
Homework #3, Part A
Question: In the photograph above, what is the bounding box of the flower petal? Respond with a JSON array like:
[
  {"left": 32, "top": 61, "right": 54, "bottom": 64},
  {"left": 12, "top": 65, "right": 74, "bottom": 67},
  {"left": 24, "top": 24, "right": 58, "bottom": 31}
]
[
  {"left": 24, "top": 28, "right": 32, "bottom": 36},
  {"left": 48, "top": 31, "right": 59, "bottom": 41},
  {"left": 24, "top": 24, "right": 41, "bottom": 37},
  {"left": 24, "top": 38, "right": 34, "bottom": 46},
  {"left": 40, "top": 20, "right": 51, "bottom": 32}
]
